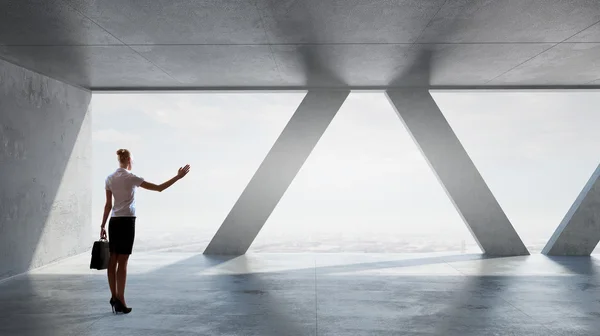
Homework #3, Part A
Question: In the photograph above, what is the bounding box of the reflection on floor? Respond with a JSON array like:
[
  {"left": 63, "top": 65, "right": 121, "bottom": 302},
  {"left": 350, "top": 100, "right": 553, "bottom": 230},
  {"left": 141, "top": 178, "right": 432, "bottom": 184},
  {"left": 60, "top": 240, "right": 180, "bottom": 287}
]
[{"left": 1, "top": 252, "right": 600, "bottom": 335}]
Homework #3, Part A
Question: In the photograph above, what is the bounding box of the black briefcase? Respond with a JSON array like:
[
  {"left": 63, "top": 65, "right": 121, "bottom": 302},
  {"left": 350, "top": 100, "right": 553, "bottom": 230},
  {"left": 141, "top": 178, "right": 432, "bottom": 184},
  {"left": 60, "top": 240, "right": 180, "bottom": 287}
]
[{"left": 90, "top": 239, "right": 110, "bottom": 270}]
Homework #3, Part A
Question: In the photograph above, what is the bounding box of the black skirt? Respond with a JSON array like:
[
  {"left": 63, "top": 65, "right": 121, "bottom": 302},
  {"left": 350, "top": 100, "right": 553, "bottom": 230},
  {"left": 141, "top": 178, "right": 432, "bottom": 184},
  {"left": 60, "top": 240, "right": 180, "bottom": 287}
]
[{"left": 108, "top": 217, "right": 136, "bottom": 255}]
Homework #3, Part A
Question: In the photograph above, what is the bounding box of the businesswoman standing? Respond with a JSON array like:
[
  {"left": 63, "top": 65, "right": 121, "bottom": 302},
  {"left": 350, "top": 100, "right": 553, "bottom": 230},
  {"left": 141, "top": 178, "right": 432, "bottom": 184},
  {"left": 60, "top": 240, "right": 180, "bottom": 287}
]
[{"left": 100, "top": 149, "right": 190, "bottom": 314}]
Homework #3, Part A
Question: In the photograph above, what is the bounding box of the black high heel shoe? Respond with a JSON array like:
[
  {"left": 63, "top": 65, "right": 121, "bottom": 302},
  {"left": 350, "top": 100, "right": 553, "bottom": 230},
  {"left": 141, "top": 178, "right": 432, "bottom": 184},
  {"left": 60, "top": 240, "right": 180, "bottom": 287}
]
[
  {"left": 109, "top": 298, "right": 116, "bottom": 313},
  {"left": 114, "top": 298, "right": 132, "bottom": 314}
]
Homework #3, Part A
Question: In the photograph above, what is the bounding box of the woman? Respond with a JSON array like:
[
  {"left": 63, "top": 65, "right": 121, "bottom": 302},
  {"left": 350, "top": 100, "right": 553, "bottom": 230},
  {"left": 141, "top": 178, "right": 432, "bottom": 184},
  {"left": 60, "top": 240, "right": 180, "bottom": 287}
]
[{"left": 100, "top": 149, "right": 190, "bottom": 314}]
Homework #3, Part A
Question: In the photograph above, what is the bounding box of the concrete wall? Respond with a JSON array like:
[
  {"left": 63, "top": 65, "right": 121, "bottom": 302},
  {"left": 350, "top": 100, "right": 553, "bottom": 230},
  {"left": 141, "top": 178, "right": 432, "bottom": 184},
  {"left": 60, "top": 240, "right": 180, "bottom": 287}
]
[{"left": 0, "top": 58, "right": 92, "bottom": 280}]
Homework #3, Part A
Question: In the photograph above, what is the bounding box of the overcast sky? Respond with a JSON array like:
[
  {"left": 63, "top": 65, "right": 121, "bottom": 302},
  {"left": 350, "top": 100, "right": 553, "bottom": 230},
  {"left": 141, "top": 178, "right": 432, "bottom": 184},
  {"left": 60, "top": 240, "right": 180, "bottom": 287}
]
[{"left": 91, "top": 91, "right": 600, "bottom": 253}]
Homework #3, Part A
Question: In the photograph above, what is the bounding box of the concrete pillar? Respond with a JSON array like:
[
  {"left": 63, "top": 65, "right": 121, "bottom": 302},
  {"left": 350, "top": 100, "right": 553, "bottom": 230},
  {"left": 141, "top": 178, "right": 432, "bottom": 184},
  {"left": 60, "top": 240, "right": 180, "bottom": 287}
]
[
  {"left": 0, "top": 58, "right": 92, "bottom": 280},
  {"left": 385, "top": 89, "right": 529, "bottom": 256},
  {"left": 204, "top": 90, "right": 350, "bottom": 255},
  {"left": 543, "top": 164, "right": 600, "bottom": 256}
]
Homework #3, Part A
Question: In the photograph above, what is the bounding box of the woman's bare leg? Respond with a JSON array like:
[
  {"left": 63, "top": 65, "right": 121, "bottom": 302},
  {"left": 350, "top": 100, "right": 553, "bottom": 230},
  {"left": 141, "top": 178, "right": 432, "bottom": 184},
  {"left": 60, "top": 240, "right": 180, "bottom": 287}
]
[
  {"left": 107, "top": 253, "right": 118, "bottom": 300},
  {"left": 116, "top": 254, "right": 130, "bottom": 306}
]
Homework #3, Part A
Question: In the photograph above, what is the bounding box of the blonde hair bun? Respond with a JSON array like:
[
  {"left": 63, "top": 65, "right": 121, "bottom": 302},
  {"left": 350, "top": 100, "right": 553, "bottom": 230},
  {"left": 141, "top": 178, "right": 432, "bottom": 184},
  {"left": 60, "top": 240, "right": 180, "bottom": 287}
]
[{"left": 116, "top": 149, "right": 131, "bottom": 163}]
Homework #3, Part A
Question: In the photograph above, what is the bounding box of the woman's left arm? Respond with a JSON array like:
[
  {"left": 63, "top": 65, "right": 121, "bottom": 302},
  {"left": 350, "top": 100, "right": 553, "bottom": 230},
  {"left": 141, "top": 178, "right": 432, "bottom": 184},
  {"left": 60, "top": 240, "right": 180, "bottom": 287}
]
[{"left": 100, "top": 190, "right": 113, "bottom": 239}]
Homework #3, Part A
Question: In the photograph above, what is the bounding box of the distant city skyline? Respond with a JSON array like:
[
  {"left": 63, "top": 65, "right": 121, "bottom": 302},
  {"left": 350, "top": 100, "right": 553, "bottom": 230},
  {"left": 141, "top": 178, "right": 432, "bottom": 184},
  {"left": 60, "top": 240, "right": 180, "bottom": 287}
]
[{"left": 92, "top": 91, "right": 600, "bottom": 253}]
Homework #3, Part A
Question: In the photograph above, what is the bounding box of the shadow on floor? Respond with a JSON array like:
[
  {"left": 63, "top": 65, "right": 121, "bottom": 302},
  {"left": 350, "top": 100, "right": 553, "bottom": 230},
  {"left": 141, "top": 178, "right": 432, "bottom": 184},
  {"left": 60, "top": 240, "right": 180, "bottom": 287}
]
[{"left": 546, "top": 256, "right": 597, "bottom": 275}]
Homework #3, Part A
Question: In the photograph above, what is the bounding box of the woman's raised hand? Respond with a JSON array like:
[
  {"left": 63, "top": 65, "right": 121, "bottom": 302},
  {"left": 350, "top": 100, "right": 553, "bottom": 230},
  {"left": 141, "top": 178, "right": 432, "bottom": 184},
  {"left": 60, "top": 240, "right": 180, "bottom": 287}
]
[{"left": 177, "top": 164, "right": 191, "bottom": 179}]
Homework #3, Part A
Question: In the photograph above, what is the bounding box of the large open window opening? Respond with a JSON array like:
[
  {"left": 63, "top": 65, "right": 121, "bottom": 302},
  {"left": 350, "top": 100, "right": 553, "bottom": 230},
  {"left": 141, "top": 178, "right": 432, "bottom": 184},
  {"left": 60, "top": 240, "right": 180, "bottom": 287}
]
[{"left": 92, "top": 90, "right": 600, "bottom": 254}]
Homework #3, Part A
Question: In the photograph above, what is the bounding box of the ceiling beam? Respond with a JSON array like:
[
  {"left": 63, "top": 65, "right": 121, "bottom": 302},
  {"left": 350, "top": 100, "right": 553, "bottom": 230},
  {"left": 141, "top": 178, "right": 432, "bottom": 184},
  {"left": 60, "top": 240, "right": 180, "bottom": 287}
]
[{"left": 91, "top": 85, "right": 600, "bottom": 93}]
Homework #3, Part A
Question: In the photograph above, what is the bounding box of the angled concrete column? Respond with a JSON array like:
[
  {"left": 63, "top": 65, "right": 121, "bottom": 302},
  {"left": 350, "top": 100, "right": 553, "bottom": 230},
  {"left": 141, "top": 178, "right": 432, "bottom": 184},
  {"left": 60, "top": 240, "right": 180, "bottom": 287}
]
[
  {"left": 542, "top": 164, "right": 600, "bottom": 256},
  {"left": 386, "top": 89, "right": 529, "bottom": 256},
  {"left": 204, "top": 90, "right": 350, "bottom": 255}
]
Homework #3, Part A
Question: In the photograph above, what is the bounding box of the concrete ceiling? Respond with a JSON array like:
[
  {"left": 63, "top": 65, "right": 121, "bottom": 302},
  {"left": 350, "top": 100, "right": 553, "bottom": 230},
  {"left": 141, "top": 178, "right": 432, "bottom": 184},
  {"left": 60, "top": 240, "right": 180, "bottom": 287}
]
[{"left": 2, "top": 0, "right": 600, "bottom": 90}]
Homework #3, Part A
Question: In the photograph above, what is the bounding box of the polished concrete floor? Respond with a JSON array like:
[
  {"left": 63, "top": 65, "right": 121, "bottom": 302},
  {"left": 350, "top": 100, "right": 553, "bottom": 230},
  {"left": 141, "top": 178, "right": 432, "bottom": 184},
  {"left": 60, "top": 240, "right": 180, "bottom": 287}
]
[{"left": 2, "top": 252, "right": 600, "bottom": 335}]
